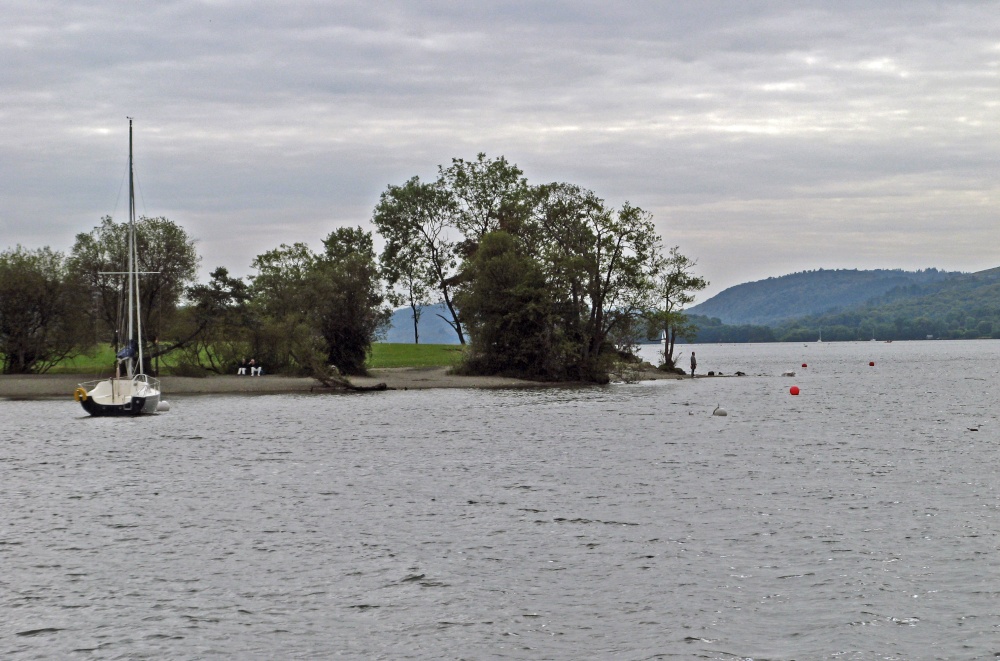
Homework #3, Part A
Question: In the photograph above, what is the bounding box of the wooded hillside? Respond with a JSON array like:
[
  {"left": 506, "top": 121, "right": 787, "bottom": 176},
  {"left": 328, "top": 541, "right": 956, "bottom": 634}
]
[
  {"left": 686, "top": 268, "right": 956, "bottom": 325},
  {"left": 688, "top": 267, "right": 1000, "bottom": 342}
]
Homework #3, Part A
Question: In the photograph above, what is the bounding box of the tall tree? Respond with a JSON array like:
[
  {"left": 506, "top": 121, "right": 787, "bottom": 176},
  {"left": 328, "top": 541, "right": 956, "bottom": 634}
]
[
  {"left": 533, "top": 184, "right": 663, "bottom": 380},
  {"left": 0, "top": 246, "right": 89, "bottom": 374},
  {"left": 644, "top": 247, "right": 708, "bottom": 369},
  {"left": 312, "top": 227, "right": 391, "bottom": 374},
  {"left": 247, "top": 230, "right": 390, "bottom": 375},
  {"left": 384, "top": 254, "right": 432, "bottom": 344},
  {"left": 454, "top": 231, "right": 555, "bottom": 378},
  {"left": 372, "top": 177, "right": 465, "bottom": 343},
  {"left": 247, "top": 242, "right": 316, "bottom": 372},
  {"left": 69, "top": 215, "right": 199, "bottom": 358},
  {"left": 376, "top": 187, "right": 435, "bottom": 344}
]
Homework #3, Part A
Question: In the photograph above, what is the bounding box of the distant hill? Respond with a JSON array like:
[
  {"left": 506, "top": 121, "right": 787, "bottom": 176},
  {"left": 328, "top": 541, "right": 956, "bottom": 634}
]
[
  {"left": 795, "top": 266, "right": 1000, "bottom": 340},
  {"left": 380, "top": 302, "right": 461, "bottom": 344},
  {"left": 686, "top": 268, "right": 957, "bottom": 325},
  {"left": 688, "top": 266, "right": 1000, "bottom": 342}
]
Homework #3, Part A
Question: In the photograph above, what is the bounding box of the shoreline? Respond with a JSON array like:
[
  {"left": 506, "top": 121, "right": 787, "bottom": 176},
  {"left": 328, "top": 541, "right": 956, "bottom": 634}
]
[{"left": 0, "top": 366, "right": 686, "bottom": 400}]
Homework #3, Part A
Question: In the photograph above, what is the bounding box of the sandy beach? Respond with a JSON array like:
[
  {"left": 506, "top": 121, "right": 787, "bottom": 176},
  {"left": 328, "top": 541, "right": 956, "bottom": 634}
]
[{"left": 0, "top": 366, "right": 684, "bottom": 400}]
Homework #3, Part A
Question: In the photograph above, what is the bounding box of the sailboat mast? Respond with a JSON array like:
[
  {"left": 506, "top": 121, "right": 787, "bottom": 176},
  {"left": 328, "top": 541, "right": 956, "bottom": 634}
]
[{"left": 127, "top": 118, "right": 137, "bottom": 377}]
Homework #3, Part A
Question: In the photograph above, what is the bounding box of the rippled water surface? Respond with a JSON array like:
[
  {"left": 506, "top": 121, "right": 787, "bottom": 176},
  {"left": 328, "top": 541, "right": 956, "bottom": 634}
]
[{"left": 3, "top": 340, "right": 1000, "bottom": 659}]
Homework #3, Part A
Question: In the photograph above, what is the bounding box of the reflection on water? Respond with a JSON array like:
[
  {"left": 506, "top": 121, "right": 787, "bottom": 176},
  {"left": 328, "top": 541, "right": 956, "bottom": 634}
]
[{"left": 3, "top": 340, "right": 1000, "bottom": 659}]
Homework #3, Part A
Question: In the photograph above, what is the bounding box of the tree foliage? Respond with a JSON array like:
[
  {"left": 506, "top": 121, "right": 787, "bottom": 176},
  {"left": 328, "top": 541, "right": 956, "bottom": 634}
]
[
  {"left": 530, "top": 184, "right": 664, "bottom": 380},
  {"left": 644, "top": 246, "right": 708, "bottom": 368},
  {"left": 0, "top": 246, "right": 89, "bottom": 373},
  {"left": 247, "top": 242, "right": 318, "bottom": 373},
  {"left": 438, "top": 153, "right": 533, "bottom": 246},
  {"left": 312, "top": 227, "right": 392, "bottom": 374},
  {"left": 454, "top": 232, "right": 555, "bottom": 378},
  {"left": 68, "top": 215, "right": 199, "bottom": 358},
  {"left": 374, "top": 156, "right": 695, "bottom": 382},
  {"left": 176, "top": 267, "right": 253, "bottom": 373},
  {"left": 246, "top": 228, "right": 390, "bottom": 376},
  {"left": 372, "top": 177, "right": 463, "bottom": 343}
]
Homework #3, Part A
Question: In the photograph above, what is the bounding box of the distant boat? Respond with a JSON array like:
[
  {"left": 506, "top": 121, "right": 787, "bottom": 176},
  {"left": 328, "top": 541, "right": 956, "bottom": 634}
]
[
  {"left": 74, "top": 119, "right": 162, "bottom": 416},
  {"left": 817, "top": 330, "right": 823, "bottom": 343}
]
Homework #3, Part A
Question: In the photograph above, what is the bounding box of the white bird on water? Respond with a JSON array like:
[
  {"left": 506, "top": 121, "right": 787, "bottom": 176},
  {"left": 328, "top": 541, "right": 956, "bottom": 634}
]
[{"left": 713, "top": 405, "right": 727, "bottom": 416}]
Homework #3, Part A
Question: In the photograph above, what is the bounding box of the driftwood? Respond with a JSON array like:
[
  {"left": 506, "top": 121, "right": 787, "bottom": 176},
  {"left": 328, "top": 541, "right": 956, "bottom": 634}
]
[{"left": 311, "top": 367, "right": 387, "bottom": 392}]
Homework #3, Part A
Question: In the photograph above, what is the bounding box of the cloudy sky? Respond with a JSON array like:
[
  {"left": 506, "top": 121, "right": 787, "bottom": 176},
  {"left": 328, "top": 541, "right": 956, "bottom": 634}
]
[{"left": 3, "top": 1, "right": 997, "bottom": 299}]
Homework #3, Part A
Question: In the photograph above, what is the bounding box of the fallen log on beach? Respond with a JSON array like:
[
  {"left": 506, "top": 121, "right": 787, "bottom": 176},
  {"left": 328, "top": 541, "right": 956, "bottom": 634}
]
[{"left": 311, "top": 367, "right": 388, "bottom": 392}]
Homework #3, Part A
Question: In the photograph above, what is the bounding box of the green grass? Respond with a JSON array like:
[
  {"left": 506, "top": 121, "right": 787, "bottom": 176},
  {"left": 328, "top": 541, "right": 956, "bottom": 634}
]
[
  {"left": 41, "top": 342, "right": 464, "bottom": 374},
  {"left": 367, "top": 342, "right": 466, "bottom": 368},
  {"left": 47, "top": 345, "right": 183, "bottom": 375},
  {"left": 47, "top": 346, "right": 118, "bottom": 375}
]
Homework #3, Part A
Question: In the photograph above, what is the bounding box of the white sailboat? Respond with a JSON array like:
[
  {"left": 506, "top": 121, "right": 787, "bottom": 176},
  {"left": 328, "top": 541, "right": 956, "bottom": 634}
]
[{"left": 75, "top": 119, "right": 161, "bottom": 416}]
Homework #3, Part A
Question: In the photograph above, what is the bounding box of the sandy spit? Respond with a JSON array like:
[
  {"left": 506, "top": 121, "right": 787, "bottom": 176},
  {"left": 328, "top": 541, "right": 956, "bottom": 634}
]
[{"left": 1, "top": 366, "right": 684, "bottom": 400}]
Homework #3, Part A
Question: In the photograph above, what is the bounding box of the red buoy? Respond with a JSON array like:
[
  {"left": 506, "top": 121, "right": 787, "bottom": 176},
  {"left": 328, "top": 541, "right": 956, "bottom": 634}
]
[
  {"left": 802, "top": 363, "right": 807, "bottom": 368},
  {"left": 790, "top": 385, "right": 800, "bottom": 395},
  {"left": 869, "top": 361, "right": 875, "bottom": 367}
]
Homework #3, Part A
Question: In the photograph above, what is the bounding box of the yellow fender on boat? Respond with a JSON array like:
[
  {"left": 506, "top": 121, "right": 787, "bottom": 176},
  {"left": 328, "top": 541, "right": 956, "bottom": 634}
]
[{"left": 73, "top": 387, "right": 88, "bottom": 402}]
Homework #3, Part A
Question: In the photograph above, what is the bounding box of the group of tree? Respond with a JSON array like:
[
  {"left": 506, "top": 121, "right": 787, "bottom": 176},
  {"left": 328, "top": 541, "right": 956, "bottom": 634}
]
[
  {"left": 0, "top": 217, "right": 200, "bottom": 375},
  {"left": 0, "top": 246, "right": 89, "bottom": 373},
  {"left": 0, "top": 217, "right": 390, "bottom": 377},
  {"left": 1, "top": 154, "right": 709, "bottom": 380},
  {"left": 203, "top": 227, "right": 390, "bottom": 376},
  {"left": 142, "top": 224, "right": 390, "bottom": 378},
  {"left": 374, "top": 154, "right": 706, "bottom": 381}
]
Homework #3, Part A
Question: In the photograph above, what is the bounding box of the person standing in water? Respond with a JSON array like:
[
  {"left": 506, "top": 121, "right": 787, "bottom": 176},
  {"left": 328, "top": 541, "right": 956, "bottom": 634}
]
[{"left": 690, "top": 351, "right": 697, "bottom": 378}]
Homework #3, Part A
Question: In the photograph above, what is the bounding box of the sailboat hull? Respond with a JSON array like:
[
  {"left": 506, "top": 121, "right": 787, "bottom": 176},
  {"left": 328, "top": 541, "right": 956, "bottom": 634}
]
[
  {"left": 80, "top": 394, "right": 159, "bottom": 416},
  {"left": 77, "top": 376, "right": 161, "bottom": 417}
]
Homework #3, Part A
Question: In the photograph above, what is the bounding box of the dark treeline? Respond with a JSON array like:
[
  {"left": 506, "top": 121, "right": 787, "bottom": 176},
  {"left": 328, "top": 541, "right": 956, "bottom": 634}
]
[{"left": 1, "top": 154, "right": 707, "bottom": 380}]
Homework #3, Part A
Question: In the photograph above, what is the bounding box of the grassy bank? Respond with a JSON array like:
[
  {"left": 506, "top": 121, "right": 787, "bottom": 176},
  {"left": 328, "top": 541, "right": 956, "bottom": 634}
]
[
  {"left": 44, "top": 342, "right": 465, "bottom": 374},
  {"left": 367, "top": 343, "right": 465, "bottom": 368}
]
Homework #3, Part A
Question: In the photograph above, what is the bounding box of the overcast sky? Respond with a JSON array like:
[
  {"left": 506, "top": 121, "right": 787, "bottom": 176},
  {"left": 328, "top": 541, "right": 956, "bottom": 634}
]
[{"left": 2, "top": 1, "right": 997, "bottom": 299}]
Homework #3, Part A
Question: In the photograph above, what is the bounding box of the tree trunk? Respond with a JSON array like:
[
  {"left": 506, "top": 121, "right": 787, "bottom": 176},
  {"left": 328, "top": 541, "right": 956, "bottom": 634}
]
[{"left": 410, "top": 302, "right": 420, "bottom": 344}]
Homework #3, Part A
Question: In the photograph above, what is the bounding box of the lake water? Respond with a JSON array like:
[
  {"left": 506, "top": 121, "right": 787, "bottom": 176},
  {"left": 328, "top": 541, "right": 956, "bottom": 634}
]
[{"left": 3, "top": 340, "right": 999, "bottom": 659}]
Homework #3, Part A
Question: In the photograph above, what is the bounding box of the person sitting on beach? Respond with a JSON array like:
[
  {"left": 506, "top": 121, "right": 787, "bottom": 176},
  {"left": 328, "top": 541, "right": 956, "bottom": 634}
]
[
  {"left": 249, "top": 358, "right": 261, "bottom": 376},
  {"left": 237, "top": 358, "right": 248, "bottom": 375}
]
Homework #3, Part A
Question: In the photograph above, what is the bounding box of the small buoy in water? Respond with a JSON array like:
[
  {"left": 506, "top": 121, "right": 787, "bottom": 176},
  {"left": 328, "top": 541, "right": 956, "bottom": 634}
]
[
  {"left": 156, "top": 400, "right": 171, "bottom": 412},
  {"left": 790, "top": 386, "right": 800, "bottom": 396},
  {"left": 869, "top": 361, "right": 875, "bottom": 367},
  {"left": 802, "top": 363, "right": 807, "bottom": 368},
  {"left": 712, "top": 405, "right": 728, "bottom": 416}
]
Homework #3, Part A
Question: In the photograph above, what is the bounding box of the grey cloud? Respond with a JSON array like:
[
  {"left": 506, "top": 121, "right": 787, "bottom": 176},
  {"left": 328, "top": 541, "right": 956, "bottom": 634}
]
[{"left": 1, "top": 1, "right": 997, "bottom": 296}]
